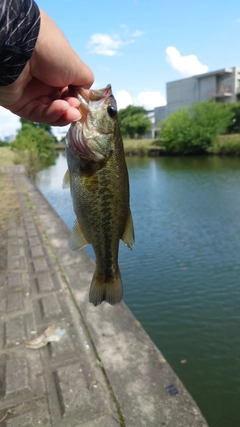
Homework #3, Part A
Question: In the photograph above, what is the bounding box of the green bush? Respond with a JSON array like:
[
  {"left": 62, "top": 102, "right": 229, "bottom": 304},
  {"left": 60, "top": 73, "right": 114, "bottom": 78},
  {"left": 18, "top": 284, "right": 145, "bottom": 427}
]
[
  {"left": 225, "top": 102, "right": 240, "bottom": 133},
  {"left": 12, "top": 122, "right": 55, "bottom": 174},
  {"left": 118, "top": 105, "right": 152, "bottom": 138},
  {"left": 160, "top": 100, "right": 233, "bottom": 154},
  {"left": 208, "top": 134, "right": 240, "bottom": 155}
]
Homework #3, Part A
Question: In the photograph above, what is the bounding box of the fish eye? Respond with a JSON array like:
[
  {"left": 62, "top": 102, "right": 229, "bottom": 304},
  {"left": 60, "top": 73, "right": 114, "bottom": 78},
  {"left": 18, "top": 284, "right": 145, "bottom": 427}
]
[{"left": 107, "top": 105, "right": 117, "bottom": 118}]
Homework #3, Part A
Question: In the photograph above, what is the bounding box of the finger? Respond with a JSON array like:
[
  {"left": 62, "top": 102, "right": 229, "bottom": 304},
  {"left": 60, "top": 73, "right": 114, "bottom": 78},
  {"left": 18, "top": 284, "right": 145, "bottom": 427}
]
[
  {"left": 7, "top": 79, "right": 60, "bottom": 113},
  {"left": 62, "top": 96, "right": 80, "bottom": 108},
  {"left": 38, "top": 95, "right": 80, "bottom": 112},
  {"left": 13, "top": 99, "right": 81, "bottom": 125}
]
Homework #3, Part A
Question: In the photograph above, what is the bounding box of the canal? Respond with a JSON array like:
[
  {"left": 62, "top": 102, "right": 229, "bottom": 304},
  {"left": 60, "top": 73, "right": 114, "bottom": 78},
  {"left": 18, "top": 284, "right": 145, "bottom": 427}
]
[{"left": 35, "top": 152, "right": 240, "bottom": 427}]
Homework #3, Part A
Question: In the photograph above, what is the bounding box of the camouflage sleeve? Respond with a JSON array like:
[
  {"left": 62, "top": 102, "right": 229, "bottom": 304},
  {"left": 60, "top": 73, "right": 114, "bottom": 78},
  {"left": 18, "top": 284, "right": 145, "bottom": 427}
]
[{"left": 0, "top": 0, "right": 40, "bottom": 86}]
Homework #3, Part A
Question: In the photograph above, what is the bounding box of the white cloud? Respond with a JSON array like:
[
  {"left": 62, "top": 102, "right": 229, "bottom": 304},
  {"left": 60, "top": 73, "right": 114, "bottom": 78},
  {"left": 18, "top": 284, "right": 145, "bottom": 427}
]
[
  {"left": 166, "top": 46, "right": 208, "bottom": 77},
  {"left": 132, "top": 30, "right": 145, "bottom": 37},
  {"left": 0, "top": 107, "right": 20, "bottom": 139},
  {"left": 87, "top": 33, "right": 128, "bottom": 56},
  {"left": 87, "top": 26, "right": 144, "bottom": 56},
  {"left": 115, "top": 90, "right": 133, "bottom": 109},
  {"left": 115, "top": 90, "right": 166, "bottom": 110},
  {"left": 137, "top": 91, "right": 166, "bottom": 110}
]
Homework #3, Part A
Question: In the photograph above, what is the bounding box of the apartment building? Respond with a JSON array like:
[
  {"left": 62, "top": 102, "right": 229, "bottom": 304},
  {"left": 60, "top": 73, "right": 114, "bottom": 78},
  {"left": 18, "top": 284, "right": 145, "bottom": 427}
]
[{"left": 166, "top": 66, "right": 240, "bottom": 115}]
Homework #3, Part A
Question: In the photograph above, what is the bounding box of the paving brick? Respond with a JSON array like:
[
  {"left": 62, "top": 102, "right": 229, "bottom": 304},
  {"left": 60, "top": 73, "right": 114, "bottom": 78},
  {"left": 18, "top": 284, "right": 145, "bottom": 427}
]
[
  {"left": 54, "top": 363, "right": 106, "bottom": 418},
  {"left": 0, "top": 296, "right": 6, "bottom": 313},
  {"left": 5, "top": 357, "right": 31, "bottom": 397},
  {"left": 7, "top": 257, "right": 20, "bottom": 270},
  {"left": 0, "top": 364, "right": 4, "bottom": 392},
  {"left": 5, "top": 316, "right": 27, "bottom": 347},
  {"left": 31, "top": 245, "right": 44, "bottom": 258},
  {"left": 28, "top": 236, "right": 41, "bottom": 247},
  {"left": 5, "top": 397, "right": 52, "bottom": 427},
  {"left": 8, "top": 228, "right": 18, "bottom": 238},
  {"left": 40, "top": 294, "right": 62, "bottom": 319},
  {"left": 21, "top": 273, "right": 31, "bottom": 293},
  {"left": 7, "top": 292, "right": 24, "bottom": 312},
  {"left": 6, "top": 413, "right": 33, "bottom": 427},
  {"left": 27, "top": 226, "right": 38, "bottom": 237},
  {"left": 36, "top": 273, "right": 55, "bottom": 292},
  {"left": 8, "top": 256, "right": 27, "bottom": 271},
  {"left": 33, "top": 258, "right": 49, "bottom": 273},
  {"left": 8, "top": 219, "right": 17, "bottom": 228},
  {"left": 0, "top": 273, "right": 6, "bottom": 288},
  {"left": 8, "top": 273, "right": 21, "bottom": 288},
  {"left": 8, "top": 237, "right": 20, "bottom": 247},
  {"left": 49, "top": 331, "right": 75, "bottom": 358},
  {"left": 8, "top": 246, "right": 21, "bottom": 257},
  {"left": 23, "top": 214, "right": 32, "bottom": 224},
  {"left": 17, "top": 227, "right": 25, "bottom": 238}
]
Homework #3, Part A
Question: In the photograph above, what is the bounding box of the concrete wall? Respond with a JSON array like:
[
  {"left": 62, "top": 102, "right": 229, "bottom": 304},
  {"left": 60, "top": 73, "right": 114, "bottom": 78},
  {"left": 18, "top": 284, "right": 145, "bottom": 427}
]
[
  {"left": 166, "top": 77, "right": 198, "bottom": 115},
  {"left": 154, "top": 105, "right": 167, "bottom": 124},
  {"left": 166, "top": 67, "right": 240, "bottom": 117},
  {"left": 198, "top": 75, "right": 216, "bottom": 100}
]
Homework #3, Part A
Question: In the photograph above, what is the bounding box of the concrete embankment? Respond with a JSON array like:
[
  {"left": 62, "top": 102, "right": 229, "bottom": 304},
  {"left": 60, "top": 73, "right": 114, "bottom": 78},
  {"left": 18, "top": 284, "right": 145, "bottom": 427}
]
[{"left": 0, "top": 166, "right": 208, "bottom": 427}]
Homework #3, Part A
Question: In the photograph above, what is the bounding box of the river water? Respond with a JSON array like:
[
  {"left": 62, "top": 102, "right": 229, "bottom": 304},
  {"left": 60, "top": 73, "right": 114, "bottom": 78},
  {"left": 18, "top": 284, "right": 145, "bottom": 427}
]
[{"left": 35, "top": 152, "right": 240, "bottom": 427}]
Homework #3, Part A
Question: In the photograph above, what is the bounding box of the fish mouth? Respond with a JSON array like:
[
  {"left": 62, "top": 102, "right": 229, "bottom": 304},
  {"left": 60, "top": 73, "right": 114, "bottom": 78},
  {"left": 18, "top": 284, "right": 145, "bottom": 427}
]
[
  {"left": 67, "top": 85, "right": 113, "bottom": 161},
  {"left": 69, "top": 84, "right": 113, "bottom": 121}
]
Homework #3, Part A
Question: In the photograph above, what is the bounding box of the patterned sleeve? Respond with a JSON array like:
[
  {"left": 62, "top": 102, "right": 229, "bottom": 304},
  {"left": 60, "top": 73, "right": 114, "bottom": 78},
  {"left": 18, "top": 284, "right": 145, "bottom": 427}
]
[{"left": 0, "top": 0, "right": 40, "bottom": 86}]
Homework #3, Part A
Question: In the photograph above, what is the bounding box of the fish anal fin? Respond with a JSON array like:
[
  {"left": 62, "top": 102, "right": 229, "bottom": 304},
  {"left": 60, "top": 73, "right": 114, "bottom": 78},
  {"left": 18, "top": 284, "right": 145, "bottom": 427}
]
[
  {"left": 89, "top": 268, "right": 123, "bottom": 306},
  {"left": 121, "top": 209, "right": 135, "bottom": 249},
  {"left": 63, "top": 169, "right": 71, "bottom": 189},
  {"left": 68, "top": 219, "right": 89, "bottom": 251}
]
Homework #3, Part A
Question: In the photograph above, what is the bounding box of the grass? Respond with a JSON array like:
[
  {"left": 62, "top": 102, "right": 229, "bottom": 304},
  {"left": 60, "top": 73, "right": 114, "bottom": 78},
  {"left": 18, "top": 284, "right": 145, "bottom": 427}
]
[
  {"left": 123, "top": 138, "right": 163, "bottom": 155},
  {"left": 56, "top": 139, "right": 162, "bottom": 155},
  {"left": 0, "top": 147, "right": 15, "bottom": 168},
  {"left": 208, "top": 134, "right": 240, "bottom": 155}
]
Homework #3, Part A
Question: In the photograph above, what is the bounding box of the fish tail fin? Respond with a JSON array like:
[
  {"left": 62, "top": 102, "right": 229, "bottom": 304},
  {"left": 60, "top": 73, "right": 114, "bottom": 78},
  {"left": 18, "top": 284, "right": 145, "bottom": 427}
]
[{"left": 89, "top": 268, "right": 123, "bottom": 306}]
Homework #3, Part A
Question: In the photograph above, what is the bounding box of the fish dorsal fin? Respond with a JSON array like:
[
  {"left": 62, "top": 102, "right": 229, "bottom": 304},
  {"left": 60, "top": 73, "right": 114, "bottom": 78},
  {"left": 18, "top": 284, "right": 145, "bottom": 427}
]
[
  {"left": 68, "top": 219, "right": 89, "bottom": 251},
  {"left": 121, "top": 209, "right": 135, "bottom": 249},
  {"left": 62, "top": 169, "right": 70, "bottom": 189}
]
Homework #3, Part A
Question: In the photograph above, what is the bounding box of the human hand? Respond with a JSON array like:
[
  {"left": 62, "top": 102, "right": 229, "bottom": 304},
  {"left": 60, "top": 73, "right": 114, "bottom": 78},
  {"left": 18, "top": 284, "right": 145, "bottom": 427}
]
[{"left": 0, "top": 9, "right": 94, "bottom": 126}]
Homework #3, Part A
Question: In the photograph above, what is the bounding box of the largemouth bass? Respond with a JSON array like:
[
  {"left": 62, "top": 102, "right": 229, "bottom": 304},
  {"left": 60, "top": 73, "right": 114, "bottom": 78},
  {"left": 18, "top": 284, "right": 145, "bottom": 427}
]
[{"left": 63, "top": 84, "right": 134, "bottom": 306}]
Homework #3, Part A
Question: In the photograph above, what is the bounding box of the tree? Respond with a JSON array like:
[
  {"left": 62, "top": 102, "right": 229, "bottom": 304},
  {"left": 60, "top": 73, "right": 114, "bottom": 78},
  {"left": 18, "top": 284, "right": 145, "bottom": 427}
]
[
  {"left": 118, "top": 105, "right": 152, "bottom": 138},
  {"left": 225, "top": 102, "right": 240, "bottom": 134},
  {"left": 19, "top": 118, "right": 55, "bottom": 138},
  {"left": 160, "top": 100, "right": 233, "bottom": 154},
  {"left": 12, "top": 122, "right": 55, "bottom": 173}
]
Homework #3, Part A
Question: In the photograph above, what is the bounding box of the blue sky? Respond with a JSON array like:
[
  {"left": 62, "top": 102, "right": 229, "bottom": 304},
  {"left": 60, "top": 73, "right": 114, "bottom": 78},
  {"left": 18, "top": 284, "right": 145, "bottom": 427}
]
[{"left": 1, "top": 0, "right": 240, "bottom": 138}]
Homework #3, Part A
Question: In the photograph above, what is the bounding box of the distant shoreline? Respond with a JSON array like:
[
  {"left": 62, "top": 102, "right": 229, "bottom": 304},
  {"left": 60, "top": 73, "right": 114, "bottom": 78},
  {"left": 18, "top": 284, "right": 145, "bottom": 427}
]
[{"left": 55, "top": 134, "right": 240, "bottom": 157}]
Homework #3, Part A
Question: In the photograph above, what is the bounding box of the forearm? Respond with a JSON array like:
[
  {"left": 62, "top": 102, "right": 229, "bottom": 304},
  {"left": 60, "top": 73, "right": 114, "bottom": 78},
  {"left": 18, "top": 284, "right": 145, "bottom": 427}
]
[{"left": 0, "top": 0, "right": 40, "bottom": 86}]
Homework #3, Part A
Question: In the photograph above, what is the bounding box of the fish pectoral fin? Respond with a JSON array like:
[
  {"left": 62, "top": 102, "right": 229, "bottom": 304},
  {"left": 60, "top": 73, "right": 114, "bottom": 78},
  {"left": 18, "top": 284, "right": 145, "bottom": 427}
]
[
  {"left": 68, "top": 219, "right": 89, "bottom": 251},
  {"left": 62, "top": 169, "right": 71, "bottom": 189},
  {"left": 121, "top": 209, "right": 135, "bottom": 250}
]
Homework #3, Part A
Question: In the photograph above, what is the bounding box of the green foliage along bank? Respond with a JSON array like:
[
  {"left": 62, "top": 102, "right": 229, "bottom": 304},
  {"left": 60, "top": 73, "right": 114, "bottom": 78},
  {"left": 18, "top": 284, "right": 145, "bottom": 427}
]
[
  {"left": 12, "top": 119, "right": 55, "bottom": 174},
  {"left": 118, "top": 105, "right": 152, "bottom": 139},
  {"left": 160, "top": 100, "right": 234, "bottom": 155}
]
